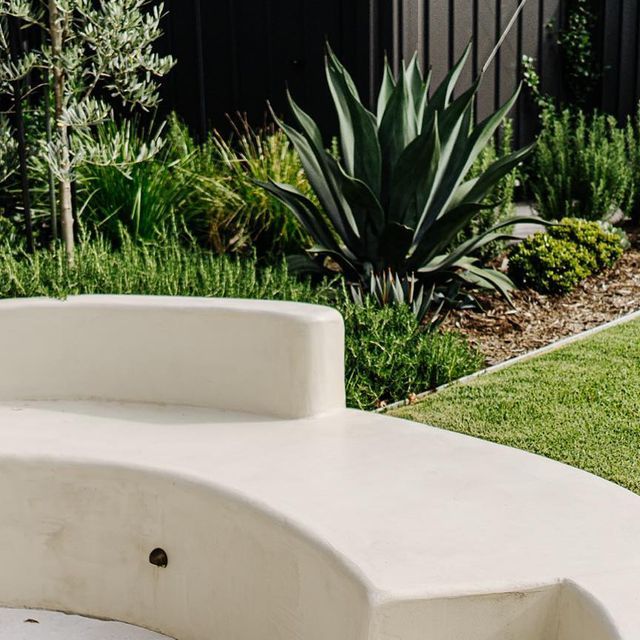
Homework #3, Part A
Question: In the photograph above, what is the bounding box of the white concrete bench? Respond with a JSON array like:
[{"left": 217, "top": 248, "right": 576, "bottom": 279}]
[{"left": 0, "top": 295, "right": 639, "bottom": 640}]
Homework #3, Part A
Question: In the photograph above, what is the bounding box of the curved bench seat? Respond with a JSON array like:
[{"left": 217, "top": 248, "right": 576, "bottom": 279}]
[{"left": 0, "top": 297, "right": 639, "bottom": 639}]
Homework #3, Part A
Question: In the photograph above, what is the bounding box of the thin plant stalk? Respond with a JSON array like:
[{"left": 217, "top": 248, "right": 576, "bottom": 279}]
[
  {"left": 482, "top": 0, "right": 530, "bottom": 75},
  {"left": 44, "top": 71, "right": 58, "bottom": 241},
  {"left": 9, "top": 16, "right": 34, "bottom": 252},
  {"left": 49, "top": 0, "right": 75, "bottom": 262}
]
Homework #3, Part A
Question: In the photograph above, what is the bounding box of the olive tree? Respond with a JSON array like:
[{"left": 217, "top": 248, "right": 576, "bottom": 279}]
[
  {"left": 0, "top": 115, "right": 16, "bottom": 187},
  {"left": 0, "top": 0, "right": 174, "bottom": 260}
]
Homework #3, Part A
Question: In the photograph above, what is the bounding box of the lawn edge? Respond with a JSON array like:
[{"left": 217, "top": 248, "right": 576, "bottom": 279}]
[{"left": 379, "top": 307, "right": 640, "bottom": 413}]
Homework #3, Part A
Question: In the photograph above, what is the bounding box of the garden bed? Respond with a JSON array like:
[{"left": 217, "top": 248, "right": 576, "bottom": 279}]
[{"left": 442, "top": 241, "right": 640, "bottom": 367}]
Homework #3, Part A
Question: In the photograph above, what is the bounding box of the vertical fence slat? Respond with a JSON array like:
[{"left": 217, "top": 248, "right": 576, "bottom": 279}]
[
  {"left": 518, "top": 0, "right": 542, "bottom": 146},
  {"left": 402, "top": 0, "right": 425, "bottom": 65},
  {"left": 475, "top": 1, "right": 497, "bottom": 122},
  {"left": 635, "top": 2, "right": 640, "bottom": 113},
  {"left": 618, "top": 0, "right": 638, "bottom": 121},
  {"left": 539, "top": 0, "right": 562, "bottom": 103},
  {"left": 454, "top": 0, "right": 475, "bottom": 92},
  {"left": 428, "top": 1, "right": 450, "bottom": 87},
  {"left": 498, "top": 0, "right": 520, "bottom": 109},
  {"left": 601, "top": 2, "right": 621, "bottom": 116}
]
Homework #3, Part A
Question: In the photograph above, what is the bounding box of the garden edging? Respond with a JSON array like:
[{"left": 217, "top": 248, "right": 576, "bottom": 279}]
[{"left": 378, "top": 307, "right": 640, "bottom": 413}]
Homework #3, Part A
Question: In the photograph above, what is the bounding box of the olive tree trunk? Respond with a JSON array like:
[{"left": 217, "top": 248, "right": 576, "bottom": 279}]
[{"left": 49, "top": 0, "right": 74, "bottom": 262}]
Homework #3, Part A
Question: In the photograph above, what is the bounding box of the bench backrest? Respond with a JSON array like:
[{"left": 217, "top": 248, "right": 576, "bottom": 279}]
[{"left": 0, "top": 296, "right": 345, "bottom": 419}]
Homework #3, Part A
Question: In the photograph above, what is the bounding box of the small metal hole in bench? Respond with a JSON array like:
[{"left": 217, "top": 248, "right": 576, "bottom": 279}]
[{"left": 149, "top": 548, "right": 168, "bottom": 568}]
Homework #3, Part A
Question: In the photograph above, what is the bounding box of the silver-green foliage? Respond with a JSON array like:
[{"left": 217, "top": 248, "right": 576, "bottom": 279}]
[
  {"left": 0, "top": 115, "right": 17, "bottom": 187},
  {"left": 1, "top": 0, "right": 174, "bottom": 258},
  {"left": 0, "top": 0, "right": 174, "bottom": 181},
  {"left": 260, "top": 44, "right": 538, "bottom": 314}
]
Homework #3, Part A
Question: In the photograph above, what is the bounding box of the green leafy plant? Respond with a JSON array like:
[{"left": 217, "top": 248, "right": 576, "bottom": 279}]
[
  {"left": 509, "top": 234, "right": 593, "bottom": 294},
  {"left": 0, "top": 232, "right": 482, "bottom": 409},
  {"left": 0, "top": 0, "right": 175, "bottom": 259},
  {"left": 0, "top": 115, "right": 18, "bottom": 240},
  {"left": 624, "top": 104, "right": 640, "bottom": 223},
  {"left": 344, "top": 301, "right": 483, "bottom": 410},
  {"left": 456, "top": 118, "right": 518, "bottom": 259},
  {"left": 521, "top": 55, "right": 555, "bottom": 113},
  {"left": 0, "top": 115, "right": 16, "bottom": 189},
  {"left": 508, "top": 218, "right": 623, "bottom": 294},
  {"left": 74, "top": 118, "right": 196, "bottom": 242},
  {"left": 558, "top": 0, "right": 601, "bottom": 109},
  {"left": 175, "top": 116, "right": 312, "bottom": 256},
  {"left": 549, "top": 217, "right": 624, "bottom": 270},
  {"left": 259, "top": 44, "right": 538, "bottom": 319},
  {"left": 532, "top": 108, "right": 634, "bottom": 221}
]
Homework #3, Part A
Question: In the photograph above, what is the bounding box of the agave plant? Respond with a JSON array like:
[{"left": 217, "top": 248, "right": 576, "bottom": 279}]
[{"left": 259, "top": 44, "right": 540, "bottom": 316}]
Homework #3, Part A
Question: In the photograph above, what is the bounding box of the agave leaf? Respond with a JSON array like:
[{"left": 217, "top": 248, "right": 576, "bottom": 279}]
[
  {"left": 405, "top": 53, "right": 427, "bottom": 129},
  {"left": 379, "top": 221, "right": 415, "bottom": 271},
  {"left": 326, "top": 46, "right": 382, "bottom": 194},
  {"left": 275, "top": 101, "right": 361, "bottom": 250},
  {"left": 388, "top": 113, "right": 441, "bottom": 230},
  {"left": 286, "top": 254, "right": 327, "bottom": 275},
  {"left": 379, "top": 67, "right": 417, "bottom": 192},
  {"left": 336, "top": 167, "right": 386, "bottom": 258},
  {"left": 377, "top": 58, "right": 396, "bottom": 125},
  {"left": 423, "top": 69, "right": 432, "bottom": 101},
  {"left": 407, "top": 201, "right": 493, "bottom": 270},
  {"left": 415, "top": 86, "right": 519, "bottom": 244},
  {"left": 453, "top": 260, "right": 515, "bottom": 300},
  {"left": 461, "top": 143, "right": 533, "bottom": 204},
  {"left": 283, "top": 90, "right": 324, "bottom": 149},
  {"left": 307, "top": 245, "right": 361, "bottom": 279},
  {"left": 462, "top": 86, "right": 523, "bottom": 178},
  {"left": 422, "top": 40, "right": 472, "bottom": 130},
  {"left": 257, "top": 180, "right": 345, "bottom": 255},
  {"left": 413, "top": 104, "right": 475, "bottom": 243},
  {"left": 448, "top": 178, "right": 479, "bottom": 211},
  {"left": 436, "top": 78, "right": 480, "bottom": 141},
  {"left": 434, "top": 231, "right": 519, "bottom": 268},
  {"left": 417, "top": 83, "right": 478, "bottom": 223},
  {"left": 418, "top": 215, "right": 546, "bottom": 273}
]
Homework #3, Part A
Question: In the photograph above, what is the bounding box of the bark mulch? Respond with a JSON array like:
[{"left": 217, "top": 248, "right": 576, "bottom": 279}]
[{"left": 441, "top": 248, "right": 640, "bottom": 367}]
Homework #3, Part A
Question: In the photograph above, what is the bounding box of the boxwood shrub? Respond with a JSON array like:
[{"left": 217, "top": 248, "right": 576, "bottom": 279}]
[{"left": 508, "top": 218, "right": 624, "bottom": 294}]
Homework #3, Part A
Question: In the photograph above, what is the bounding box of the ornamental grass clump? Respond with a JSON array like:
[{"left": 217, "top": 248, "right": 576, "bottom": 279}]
[
  {"left": 74, "top": 118, "right": 197, "bottom": 243},
  {"left": 203, "top": 119, "right": 313, "bottom": 257},
  {"left": 259, "top": 44, "right": 539, "bottom": 320}
]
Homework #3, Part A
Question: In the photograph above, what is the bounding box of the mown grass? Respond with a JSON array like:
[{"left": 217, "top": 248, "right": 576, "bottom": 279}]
[
  {"left": 0, "top": 236, "right": 483, "bottom": 410},
  {"left": 392, "top": 318, "right": 640, "bottom": 493}
]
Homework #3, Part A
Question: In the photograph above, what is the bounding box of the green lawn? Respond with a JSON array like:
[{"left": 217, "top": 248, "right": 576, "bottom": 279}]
[{"left": 391, "top": 318, "right": 640, "bottom": 493}]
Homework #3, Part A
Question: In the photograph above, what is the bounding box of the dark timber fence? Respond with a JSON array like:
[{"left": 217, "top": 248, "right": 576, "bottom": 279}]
[{"left": 159, "top": 1, "right": 640, "bottom": 145}]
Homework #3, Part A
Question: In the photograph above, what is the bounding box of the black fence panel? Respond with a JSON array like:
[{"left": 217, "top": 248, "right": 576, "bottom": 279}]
[
  {"left": 157, "top": 0, "right": 639, "bottom": 144},
  {"left": 159, "top": 0, "right": 376, "bottom": 139}
]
